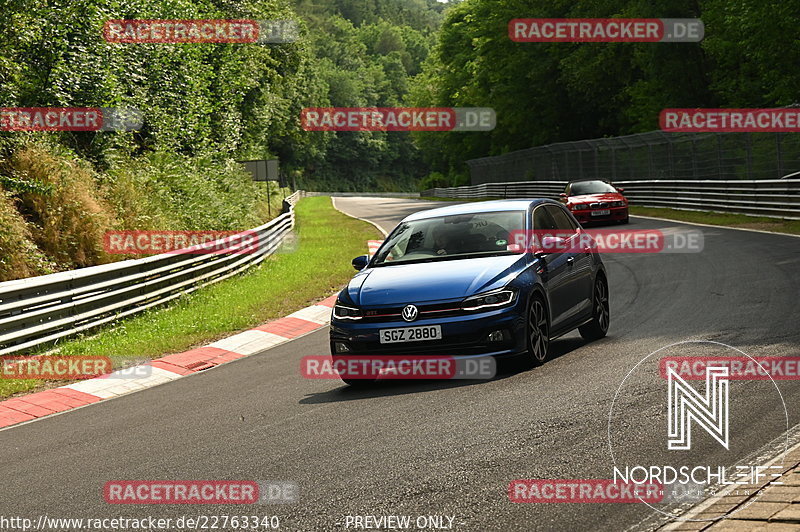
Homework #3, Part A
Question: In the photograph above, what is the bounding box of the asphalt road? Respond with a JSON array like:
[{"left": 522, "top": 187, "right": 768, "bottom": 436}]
[{"left": 0, "top": 196, "right": 798, "bottom": 532}]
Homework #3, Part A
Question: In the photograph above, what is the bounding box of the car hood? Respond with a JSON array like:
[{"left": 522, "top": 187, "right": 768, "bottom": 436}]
[
  {"left": 568, "top": 192, "right": 624, "bottom": 205},
  {"left": 347, "top": 254, "right": 527, "bottom": 307}
]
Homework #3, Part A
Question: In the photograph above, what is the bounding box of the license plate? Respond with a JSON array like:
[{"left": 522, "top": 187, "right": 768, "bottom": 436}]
[
  {"left": 592, "top": 209, "right": 611, "bottom": 216},
  {"left": 379, "top": 325, "right": 442, "bottom": 344}
]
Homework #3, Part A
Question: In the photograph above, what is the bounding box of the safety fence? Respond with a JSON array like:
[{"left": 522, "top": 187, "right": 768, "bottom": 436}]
[{"left": 466, "top": 131, "right": 800, "bottom": 184}]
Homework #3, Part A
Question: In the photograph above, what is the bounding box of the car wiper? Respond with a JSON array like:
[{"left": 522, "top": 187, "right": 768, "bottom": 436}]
[
  {"left": 372, "top": 257, "right": 442, "bottom": 267},
  {"left": 454, "top": 251, "right": 521, "bottom": 260},
  {"left": 372, "top": 250, "right": 518, "bottom": 267}
]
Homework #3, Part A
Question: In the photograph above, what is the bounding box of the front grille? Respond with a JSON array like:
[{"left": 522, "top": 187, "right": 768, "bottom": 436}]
[
  {"left": 361, "top": 302, "right": 465, "bottom": 322},
  {"left": 590, "top": 202, "right": 609, "bottom": 209}
]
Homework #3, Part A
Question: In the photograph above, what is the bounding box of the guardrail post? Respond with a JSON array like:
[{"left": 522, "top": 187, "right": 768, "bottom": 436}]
[
  {"left": 611, "top": 147, "right": 617, "bottom": 181},
  {"left": 746, "top": 134, "right": 753, "bottom": 179},
  {"left": 668, "top": 139, "right": 675, "bottom": 179}
]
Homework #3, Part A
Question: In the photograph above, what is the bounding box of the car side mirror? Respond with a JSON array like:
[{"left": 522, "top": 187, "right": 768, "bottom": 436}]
[
  {"left": 352, "top": 255, "right": 370, "bottom": 271},
  {"left": 559, "top": 193, "right": 567, "bottom": 201},
  {"left": 615, "top": 187, "right": 625, "bottom": 193},
  {"left": 541, "top": 236, "right": 566, "bottom": 249},
  {"left": 533, "top": 236, "right": 567, "bottom": 258}
]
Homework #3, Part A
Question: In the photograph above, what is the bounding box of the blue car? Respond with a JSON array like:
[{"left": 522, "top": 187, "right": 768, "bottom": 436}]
[{"left": 329, "top": 199, "right": 609, "bottom": 385}]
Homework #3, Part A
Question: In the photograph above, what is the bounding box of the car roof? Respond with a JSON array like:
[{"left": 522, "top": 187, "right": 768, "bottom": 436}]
[
  {"left": 567, "top": 178, "right": 611, "bottom": 184},
  {"left": 403, "top": 198, "right": 557, "bottom": 222}
]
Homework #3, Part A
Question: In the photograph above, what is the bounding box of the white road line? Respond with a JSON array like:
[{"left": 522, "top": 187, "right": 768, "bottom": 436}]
[{"left": 632, "top": 214, "right": 800, "bottom": 238}]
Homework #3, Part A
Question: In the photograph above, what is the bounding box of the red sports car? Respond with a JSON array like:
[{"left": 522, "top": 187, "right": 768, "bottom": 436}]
[{"left": 560, "top": 179, "right": 629, "bottom": 225}]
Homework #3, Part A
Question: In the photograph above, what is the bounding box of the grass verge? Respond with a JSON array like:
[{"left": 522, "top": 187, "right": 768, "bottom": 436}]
[
  {"left": 0, "top": 196, "right": 380, "bottom": 399},
  {"left": 630, "top": 206, "right": 800, "bottom": 236}
]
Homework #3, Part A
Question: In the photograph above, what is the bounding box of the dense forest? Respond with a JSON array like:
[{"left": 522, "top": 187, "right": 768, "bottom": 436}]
[
  {"left": 0, "top": 0, "right": 444, "bottom": 280},
  {"left": 291, "top": 0, "right": 446, "bottom": 191},
  {"left": 411, "top": 0, "right": 800, "bottom": 185},
  {"left": 0, "top": 0, "right": 797, "bottom": 280}
]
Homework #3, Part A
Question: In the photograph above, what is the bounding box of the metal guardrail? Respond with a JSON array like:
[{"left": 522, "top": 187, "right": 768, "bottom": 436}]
[
  {"left": 423, "top": 181, "right": 566, "bottom": 200},
  {"left": 304, "top": 192, "right": 421, "bottom": 198},
  {"left": 0, "top": 191, "right": 304, "bottom": 356},
  {"left": 422, "top": 180, "right": 800, "bottom": 220}
]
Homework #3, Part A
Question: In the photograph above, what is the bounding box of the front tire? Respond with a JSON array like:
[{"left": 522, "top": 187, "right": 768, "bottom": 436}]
[
  {"left": 525, "top": 295, "right": 550, "bottom": 367},
  {"left": 579, "top": 275, "right": 610, "bottom": 341},
  {"left": 332, "top": 354, "right": 377, "bottom": 386}
]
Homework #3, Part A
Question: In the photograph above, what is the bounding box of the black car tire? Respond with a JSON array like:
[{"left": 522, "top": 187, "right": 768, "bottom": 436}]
[
  {"left": 331, "top": 354, "right": 377, "bottom": 386},
  {"left": 579, "top": 275, "right": 610, "bottom": 341},
  {"left": 525, "top": 294, "right": 550, "bottom": 367}
]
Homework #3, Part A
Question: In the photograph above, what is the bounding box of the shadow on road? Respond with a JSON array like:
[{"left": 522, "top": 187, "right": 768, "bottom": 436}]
[{"left": 298, "top": 336, "right": 589, "bottom": 404}]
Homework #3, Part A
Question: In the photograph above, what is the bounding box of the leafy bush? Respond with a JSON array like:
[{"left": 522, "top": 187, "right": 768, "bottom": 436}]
[
  {"left": 418, "top": 171, "right": 449, "bottom": 190},
  {"left": 0, "top": 188, "right": 56, "bottom": 281},
  {"left": 11, "top": 142, "right": 114, "bottom": 269}
]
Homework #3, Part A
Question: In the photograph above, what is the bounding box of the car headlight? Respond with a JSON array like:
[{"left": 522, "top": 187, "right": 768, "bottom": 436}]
[
  {"left": 610, "top": 201, "right": 626, "bottom": 207},
  {"left": 333, "top": 303, "right": 363, "bottom": 320},
  {"left": 462, "top": 289, "right": 517, "bottom": 311},
  {"left": 572, "top": 204, "right": 589, "bottom": 211}
]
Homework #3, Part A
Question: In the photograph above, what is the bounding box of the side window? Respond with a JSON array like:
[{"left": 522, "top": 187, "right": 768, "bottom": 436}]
[
  {"left": 546, "top": 205, "right": 579, "bottom": 233},
  {"left": 532, "top": 206, "right": 557, "bottom": 231}
]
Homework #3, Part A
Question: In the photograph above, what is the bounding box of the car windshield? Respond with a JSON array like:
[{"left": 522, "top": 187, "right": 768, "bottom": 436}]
[
  {"left": 372, "top": 210, "right": 525, "bottom": 266},
  {"left": 569, "top": 180, "right": 617, "bottom": 195}
]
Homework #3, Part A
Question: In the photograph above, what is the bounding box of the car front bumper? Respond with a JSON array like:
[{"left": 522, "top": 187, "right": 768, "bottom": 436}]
[
  {"left": 572, "top": 206, "right": 628, "bottom": 224},
  {"left": 329, "top": 301, "right": 528, "bottom": 360}
]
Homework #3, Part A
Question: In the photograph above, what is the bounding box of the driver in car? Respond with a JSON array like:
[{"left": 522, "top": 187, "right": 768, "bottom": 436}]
[{"left": 432, "top": 225, "right": 458, "bottom": 255}]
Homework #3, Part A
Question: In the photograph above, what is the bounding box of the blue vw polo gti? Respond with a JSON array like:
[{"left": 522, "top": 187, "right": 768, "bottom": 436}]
[{"left": 329, "top": 199, "right": 609, "bottom": 385}]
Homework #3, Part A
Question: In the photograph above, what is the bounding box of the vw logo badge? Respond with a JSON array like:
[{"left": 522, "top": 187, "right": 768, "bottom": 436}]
[{"left": 401, "top": 304, "right": 418, "bottom": 322}]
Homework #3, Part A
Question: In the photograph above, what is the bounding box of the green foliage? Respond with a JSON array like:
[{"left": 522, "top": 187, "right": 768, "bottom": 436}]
[
  {"left": 6, "top": 0, "right": 790, "bottom": 221},
  {"left": 411, "top": 0, "right": 795, "bottom": 177},
  {"left": 292, "top": 1, "right": 442, "bottom": 190},
  {"left": 103, "top": 151, "right": 287, "bottom": 231},
  {"left": 0, "top": 0, "right": 304, "bottom": 162},
  {"left": 0, "top": 173, "right": 53, "bottom": 195},
  {"left": 417, "top": 171, "right": 469, "bottom": 190},
  {"left": 0, "top": 0, "right": 447, "bottom": 279}
]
